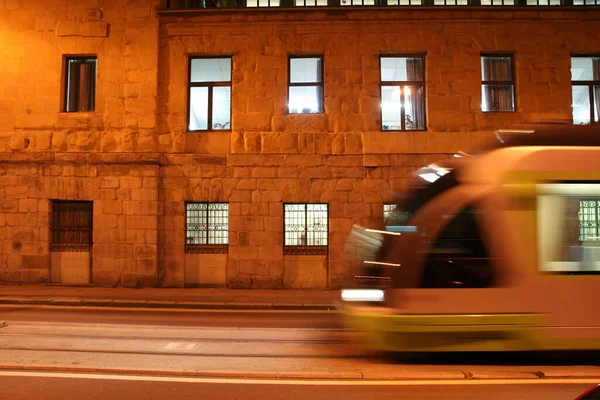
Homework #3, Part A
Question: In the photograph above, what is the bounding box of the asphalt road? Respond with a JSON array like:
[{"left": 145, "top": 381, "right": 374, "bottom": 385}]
[
  {"left": 2, "top": 304, "right": 600, "bottom": 398},
  {"left": 0, "top": 372, "right": 597, "bottom": 400}
]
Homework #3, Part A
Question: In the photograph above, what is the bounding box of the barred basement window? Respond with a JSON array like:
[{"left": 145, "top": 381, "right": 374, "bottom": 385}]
[
  {"left": 50, "top": 201, "right": 93, "bottom": 252},
  {"left": 284, "top": 203, "right": 328, "bottom": 255},
  {"left": 579, "top": 200, "right": 600, "bottom": 242},
  {"left": 383, "top": 204, "right": 398, "bottom": 222},
  {"left": 64, "top": 56, "right": 97, "bottom": 112},
  {"left": 185, "top": 202, "right": 229, "bottom": 254}
]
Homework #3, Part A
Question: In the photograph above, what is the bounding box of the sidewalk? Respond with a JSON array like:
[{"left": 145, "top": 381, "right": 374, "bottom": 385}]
[{"left": 0, "top": 284, "right": 339, "bottom": 311}]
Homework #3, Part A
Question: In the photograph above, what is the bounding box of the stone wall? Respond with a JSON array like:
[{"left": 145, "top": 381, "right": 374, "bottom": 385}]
[
  {"left": 0, "top": 0, "right": 160, "bottom": 152},
  {"left": 0, "top": 2, "right": 599, "bottom": 288},
  {"left": 0, "top": 153, "right": 160, "bottom": 286}
]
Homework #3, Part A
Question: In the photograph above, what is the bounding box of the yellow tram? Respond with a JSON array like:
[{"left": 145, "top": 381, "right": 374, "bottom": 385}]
[{"left": 340, "top": 125, "right": 600, "bottom": 353}]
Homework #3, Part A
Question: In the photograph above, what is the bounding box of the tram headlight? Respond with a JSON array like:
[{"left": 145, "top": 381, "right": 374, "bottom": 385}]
[{"left": 341, "top": 289, "right": 385, "bottom": 303}]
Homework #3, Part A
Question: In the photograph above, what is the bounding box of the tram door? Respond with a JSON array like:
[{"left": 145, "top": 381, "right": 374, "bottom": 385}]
[{"left": 400, "top": 186, "right": 530, "bottom": 316}]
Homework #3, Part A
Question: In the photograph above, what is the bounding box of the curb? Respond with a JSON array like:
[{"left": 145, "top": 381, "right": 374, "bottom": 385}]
[
  {"left": 0, "top": 298, "right": 336, "bottom": 311},
  {"left": 2, "top": 364, "right": 600, "bottom": 381},
  {"left": 0, "top": 364, "right": 363, "bottom": 380}
]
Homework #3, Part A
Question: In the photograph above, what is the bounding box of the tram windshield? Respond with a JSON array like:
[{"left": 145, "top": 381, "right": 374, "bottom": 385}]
[{"left": 387, "top": 167, "right": 459, "bottom": 226}]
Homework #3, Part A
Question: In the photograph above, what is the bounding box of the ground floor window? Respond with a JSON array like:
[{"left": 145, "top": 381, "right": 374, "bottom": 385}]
[
  {"left": 185, "top": 202, "right": 229, "bottom": 254},
  {"left": 284, "top": 203, "right": 328, "bottom": 255},
  {"left": 50, "top": 201, "right": 93, "bottom": 252}
]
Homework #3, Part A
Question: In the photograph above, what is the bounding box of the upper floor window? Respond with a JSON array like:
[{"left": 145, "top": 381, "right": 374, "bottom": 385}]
[
  {"left": 295, "top": 0, "right": 327, "bottom": 4},
  {"left": 51, "top": 201, "right": 93, "bottom": 252},
  {"left": 571, "top": 56, "right": 600, "bottom": 125},
  {"left": 288, "top": 56, "right": 324, "bottom": 114},
  {"left": 284, "top": 203, "right": 328, "bottom": 254},
  {"left": 247, "top": 0, "right": 280, "bottom": 6},
  {"left": 64, "top": 56, "right": 97, "bottom": 112},
  {"left": 433, "top": 0, "right": 468, "bottom": 4},
  {"left": 481, "top": 54, "right": 515, "bottom": 112},
  {"left": 380, "top": 56, "right": 426, "bottom": 131},
  {"left": 188, "top": 57, "right": 232, "bottom": 131},
  {"left": 185, "top": 202, "right": 229, "bottom": 253}
]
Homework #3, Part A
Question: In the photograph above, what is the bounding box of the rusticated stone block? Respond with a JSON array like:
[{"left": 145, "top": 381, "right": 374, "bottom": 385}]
[{"left": 229, "top": 274, "right": 252, "bottom": 289}]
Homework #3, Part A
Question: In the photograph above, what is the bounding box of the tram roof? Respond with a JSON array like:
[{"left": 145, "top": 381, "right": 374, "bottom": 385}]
[{"left": 475, "top": 124, "right": 600, "bottom": 153}]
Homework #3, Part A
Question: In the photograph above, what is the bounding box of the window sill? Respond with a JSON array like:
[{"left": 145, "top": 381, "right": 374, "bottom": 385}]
[
  {"left": 185, "top": 244, "right": 229, "bottom": 254},
  {"left": 50, "top": 244, "right": 92, "bottom": 252},
  {"left": 187, "top": 129, "right": 232, "bottom": 133},
  {"left": 284, "top": 245, "right": 328, "bottom": 255}
]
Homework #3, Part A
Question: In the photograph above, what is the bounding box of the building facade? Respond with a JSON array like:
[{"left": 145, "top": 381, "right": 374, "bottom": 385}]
[{"left": 0, "top": 0, "right": 598, "bottom": 288}]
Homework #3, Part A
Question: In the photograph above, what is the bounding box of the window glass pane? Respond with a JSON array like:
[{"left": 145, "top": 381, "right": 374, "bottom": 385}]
[
  {"left": 190, "top": 58, "right": 231, "bottom": 83},
  {"left": 481, "top": 56, "right": 512, "bottom": 82},
  {"left": 381, "top": 86, "right": 401, "bottom": 130},
  {"left": 572, "top": 86, "right": 591, "bottom": 125},
  {"left": 295, "top": 0, "right": 327, "bottom": 5},
  {"left": 207, "top": 203, "right": 229, "bottom": 245},
  {"left": 186, "top": 203, "right": 229, "bottom": 246},
  {"left": 538, "top": 184, "right": 600, "bottom": 273},
  {"left": 404, "top": 86, "right": 425, "bottom": 130},
  {"left": 383, "top": 204, "right": 398, "bottom": 222},
  {"left": 307, "top": 204, "right": 328, "bottom": 246},
  {"left": 186, "top": 203, "right": 207, "bottom": 245},
  {"left": 290, "top": 58, "right": 322, "bottom": 83},
  {"left": 212, "top": 87, "right": 231, "bottom": 130},
  {"left": 65, "top": 58, "right": 97, "bottom": 112},
  {"left": 289, "top": 86, "right": 323, "bottom": 113},
  {"left": 381, "top": 57, "right": 423, "bottom": 82},
  {"left": 285, "top": 204, "right": 306, "bottom": 246},
  {"left": 189, "top": 87, "right": 208, "bottom": 130},
  {"left": 595, "top": 86, "right": 600, "bottom": 122},
  {"left": 571, "top": 57, "right": 600, "bottom": 81},
  {"left": 255, "top": 0, "right": 280, "bottom": 6},
  {"left": 481, "top": 84, "right": 515, "bottom": 112}
]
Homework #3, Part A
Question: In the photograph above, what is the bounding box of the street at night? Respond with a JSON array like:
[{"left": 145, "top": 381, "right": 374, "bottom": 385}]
[{"left": 1, "top": 305, "right": 600, "bottom": 399}]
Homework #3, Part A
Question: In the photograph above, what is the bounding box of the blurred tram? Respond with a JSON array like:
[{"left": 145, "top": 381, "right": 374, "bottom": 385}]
[{"left": 339, "top": 124, "right": 600, "bottom": 353}]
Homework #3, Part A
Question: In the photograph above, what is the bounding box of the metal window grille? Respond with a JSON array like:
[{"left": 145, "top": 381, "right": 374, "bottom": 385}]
[
  {"left": 185, "top": 202, "right": 229, "bottom": 253},
  {"left": 65, "top": 57, "right": 97, "bottom": 112},
  {"left": 579, "top": 200, "right": 600, "bottom": 241},
  {"left": 284, "top": 204, "right": 328, "bottom": 255},
  {"left": 50, "top": 201, "right": 93, "bottom": 252},
  {"left": 383, "top": 204, "right": 398, "bottom": 222}
]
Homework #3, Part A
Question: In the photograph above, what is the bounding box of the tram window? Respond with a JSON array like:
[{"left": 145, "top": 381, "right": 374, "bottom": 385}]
[
  {"left": 421, "top": 206, "right": 494, "bottom": 288},
  {"left": 538, "top": 183, "right": 600, "bottom": 274}
]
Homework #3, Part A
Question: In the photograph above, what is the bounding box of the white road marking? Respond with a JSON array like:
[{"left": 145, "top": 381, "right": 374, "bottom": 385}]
[
  {"left": 0, "top": 371, "right": 598, "bottom": 386},
  {"left": 165, "top": 343, "right": 196, "bottom": 350},
  {"left": 0, "top": 304, "right": 336, "bottom": 314}
]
